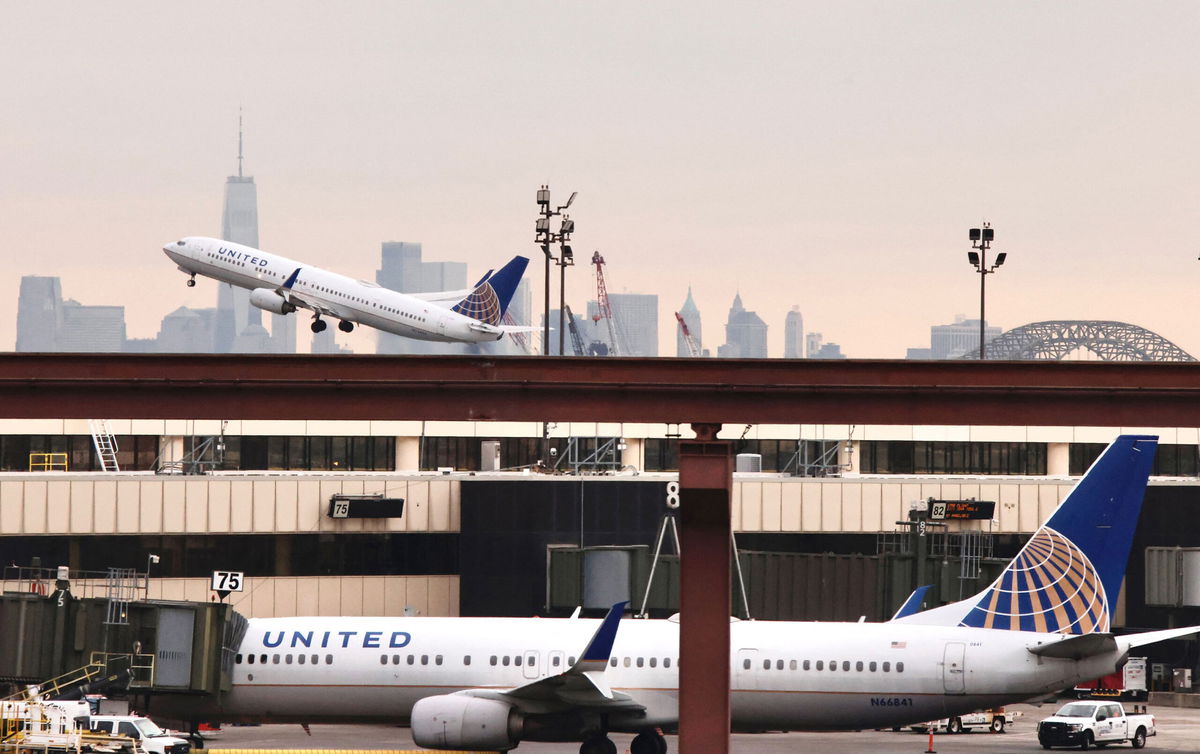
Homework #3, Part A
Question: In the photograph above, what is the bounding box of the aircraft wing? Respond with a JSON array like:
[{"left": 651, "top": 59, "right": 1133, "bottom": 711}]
[
  {"left": 408, "top": 289, "right": 477, "bottom": 306},
  {"left": 277, "top": 268, "right": 342, "bottom": 319},
  {"left": 460, "top": 602, "right": 644, "bottom": 714}
]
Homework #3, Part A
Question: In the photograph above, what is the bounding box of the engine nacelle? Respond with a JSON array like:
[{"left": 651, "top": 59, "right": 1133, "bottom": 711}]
[
  {"left": 411, "top": 694, "right": 522, "bottom": 751},
  {"left": 249, "top": 288, "right": 295, "bottom": 315}
]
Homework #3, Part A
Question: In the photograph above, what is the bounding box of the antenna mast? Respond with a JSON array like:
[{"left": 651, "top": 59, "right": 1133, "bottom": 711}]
[{"left": 237, "top": 107, "right": 244, "bottom": 178}]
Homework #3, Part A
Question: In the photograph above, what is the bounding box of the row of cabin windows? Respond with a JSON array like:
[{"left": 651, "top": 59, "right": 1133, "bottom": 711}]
[
  {"left": 745, "top": 658, "right": 905, "bottom": 673},
  {"left": 381, "top": 654, "right": 445, "bottom": 666},
  {"left": 610, "top": 656, "right": 676, "bottom": 669},
  {"left": 235, "top": 653, "right": 334, "bottom": 665}
]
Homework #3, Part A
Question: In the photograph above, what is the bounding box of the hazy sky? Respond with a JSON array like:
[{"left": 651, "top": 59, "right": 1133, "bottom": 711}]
[{"left": 3, "top": 2, "right": 1200, "bottom": 357}]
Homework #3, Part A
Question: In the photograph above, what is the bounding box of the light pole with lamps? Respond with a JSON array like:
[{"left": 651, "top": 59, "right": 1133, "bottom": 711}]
[
  {"left": 556, "top": 219, "right": 575, "bottom": 356},
  {"left": 534, "top": 186, "right": 576, "bottom": 355},
  {"left": 967, "top": 223, "right": 1006, "bottom": 360}
]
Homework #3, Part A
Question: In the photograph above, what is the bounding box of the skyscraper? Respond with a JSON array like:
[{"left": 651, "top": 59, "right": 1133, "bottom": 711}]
[
  {"left": 59, "top": 300, "right": 126, "bottom": 352},
  {"left": 16, "top": 276, "right": 63, "bottom": 351},
  {"left": 927, "top": 316, "right": 1002, "bottom": 359},
  {"left": 214, "top": 115, "right": 279, "bottom": 353},
  {"left": 676, "top": 287, "right": 702, "bottom": 357},
  {"left": 784, "top": 306, "right": 804, "bottom": 359},
  {"left": 717, "top": 293, "right": 767, "bottom": 358},
  {"left": 586, "top": 294, "right": 658, "bottom": 356},
  {"left": 375, "top": 241, "right": 468, "bottom": 355},
  {"left": 156, "top": 306, "right": 217, "bottom": 353},
  {"left": 806, "top": 331, "right": 823, "bottom": 358}
]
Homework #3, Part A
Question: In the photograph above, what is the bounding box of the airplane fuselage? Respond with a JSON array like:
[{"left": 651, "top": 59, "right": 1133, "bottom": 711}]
[
  {"left": 153, "top": 615, "right": 1122, "bottom": 734},
  {"left": 163, "top": 237, "right": 503, "bottom": 344}
]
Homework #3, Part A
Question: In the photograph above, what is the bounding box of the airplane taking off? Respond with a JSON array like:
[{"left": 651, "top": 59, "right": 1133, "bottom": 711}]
[
  {"left": 162, "top": 237, "right": 529, "bottom": 344},
  {"left": 151, "top": 435, "right": 1200, "bottom": 754}
]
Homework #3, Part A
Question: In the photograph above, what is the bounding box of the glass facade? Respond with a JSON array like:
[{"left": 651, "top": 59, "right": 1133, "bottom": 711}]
[
  {"left": 858, "top": 441, "right": 1047, "bottom": 475},
  {"left": 644, "top": 439, "right": 841, "bottom": 474},
  {"left": 0, "top": 435, "right": 158, "bottom": 472},
  {"left": 220, "top": 436, "right": 394, "bottom": 471},
  {"left": 1070, "top": 442, "right": 1199, "bottom": 477}
]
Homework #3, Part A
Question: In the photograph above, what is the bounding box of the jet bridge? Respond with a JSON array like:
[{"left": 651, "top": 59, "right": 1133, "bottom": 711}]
[{"left": 0, "top": 566, "right": 246, "bottom": 703}]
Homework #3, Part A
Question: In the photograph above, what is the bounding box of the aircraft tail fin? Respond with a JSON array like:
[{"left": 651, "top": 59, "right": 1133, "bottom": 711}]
[
  {"left": 451, "top": 256, "right": 529, "bottom": 325},
  {"left": 894, "top": 435, "right": 1158, "bottom": 634}
]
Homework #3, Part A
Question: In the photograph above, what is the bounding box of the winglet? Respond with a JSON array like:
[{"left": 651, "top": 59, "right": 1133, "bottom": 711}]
[
  {"left": 569, "top": 601, "right": 627, "bottom": 674},
  {"left": 890, "top": 585, "right": 933, "bottom": 620},
  {"left": 281, "top": 267, "right": 302, "bottom": 291}
]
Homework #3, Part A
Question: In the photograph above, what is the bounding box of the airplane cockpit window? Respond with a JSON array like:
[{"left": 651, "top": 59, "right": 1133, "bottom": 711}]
[{"left": 177, "top": 240, "right": 186, "bottom": 246}]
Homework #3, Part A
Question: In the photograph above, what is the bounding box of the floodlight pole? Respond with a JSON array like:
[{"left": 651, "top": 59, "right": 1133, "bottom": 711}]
[
  {"left": 968, "top": 223, "right": 1003, "bottom": 360},
  {"left": 533, "top": 187, "right": 576, "bottom": 357}
]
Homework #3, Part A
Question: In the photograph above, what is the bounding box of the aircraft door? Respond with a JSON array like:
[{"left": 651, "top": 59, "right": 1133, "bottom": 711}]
[
  {"left": 522, "top": 650, "right": 539, "bottom": 679},
  {"left": 735, "top": 648, "right": 759, "bottom": 690},
  {"left": 943, "top": 642, "right": 966, "bottom": 694}
]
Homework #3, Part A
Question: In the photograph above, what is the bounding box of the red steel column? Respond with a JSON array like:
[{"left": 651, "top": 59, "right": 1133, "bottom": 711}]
[{"left": 677, "top": 423, "right": 733, "bottom": 754}]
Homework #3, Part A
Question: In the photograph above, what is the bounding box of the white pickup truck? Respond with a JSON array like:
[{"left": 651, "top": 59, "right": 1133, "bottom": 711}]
[
  {"left": 1037, "top": 700, "right": 1155, "bottom": 750},
  {"left": 79, "top": 713, "right": 192, "bottom": 754}
]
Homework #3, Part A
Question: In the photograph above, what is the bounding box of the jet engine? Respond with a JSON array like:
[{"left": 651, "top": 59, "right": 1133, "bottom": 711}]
[
  {"left": 411, "top": 695, "right": 522, "bottom": 751},
  {"left": 249, "top": 288, "right": 295, "bottom": 315}
]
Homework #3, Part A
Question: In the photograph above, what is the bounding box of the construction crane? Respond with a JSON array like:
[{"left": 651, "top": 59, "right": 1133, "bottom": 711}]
[
  {"left": 563, "top": 305, "right": 586, "bottom": 357},
  {"left": 675, "top": 311, "right": 701, "bottom": 357},
  {"left": 500, "top": 311, "right": 531, "bottom": 354},
  {"left": 590, "top": 251, "right": 629, "bottom": 356}
]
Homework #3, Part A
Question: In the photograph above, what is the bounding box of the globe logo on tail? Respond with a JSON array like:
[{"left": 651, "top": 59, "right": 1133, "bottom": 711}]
[
  {"left": 451, "top": 283, "right": 503, "bottom": 326},
  {"left": 959, "top": 527, "right": 1108, "bottom": 634}
]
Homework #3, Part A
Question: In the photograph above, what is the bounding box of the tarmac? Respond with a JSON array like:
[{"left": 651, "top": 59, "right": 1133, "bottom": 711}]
[{"left": 200, "top": 702, "right": 1200, "bottom": 753}]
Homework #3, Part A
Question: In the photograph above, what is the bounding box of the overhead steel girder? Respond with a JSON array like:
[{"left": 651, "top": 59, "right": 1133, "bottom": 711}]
[{"left": 3, "top": 353, "right": 1200, "bottom": 425}]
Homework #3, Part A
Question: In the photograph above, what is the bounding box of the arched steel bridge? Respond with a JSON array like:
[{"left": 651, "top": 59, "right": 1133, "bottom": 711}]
[{"left": 962, "top": 320, "right": 1196, "bottom": 361}]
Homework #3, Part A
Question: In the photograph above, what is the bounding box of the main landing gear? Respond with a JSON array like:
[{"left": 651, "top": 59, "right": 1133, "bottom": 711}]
[
  {"left": 310, "top": 317, "right": 327, "bottom": 333},
  {"left": 630, "top": 730, "right": 668, "bottom": 754},
  {"left": 580, "top": 735, "right": 616, "bottom": 754},
  {"left": 186, "top": 273, "right": 196, "bottom": 287},
  {"left": 338, "top": 320, "right": 354, "bottom": 333}
]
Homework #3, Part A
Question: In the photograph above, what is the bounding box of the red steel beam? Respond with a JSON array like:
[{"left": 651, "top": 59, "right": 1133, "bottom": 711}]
[
  {"left": 1, "top": 353, "right": 1200, "bottom": 424},
  {"left": 677, "top": 425, "right": 733, "bottom": 754}
]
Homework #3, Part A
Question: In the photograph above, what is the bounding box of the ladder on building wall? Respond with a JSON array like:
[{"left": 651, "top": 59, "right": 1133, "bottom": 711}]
[{"left": 89, "top": 420, "right": 120, "bottom": 471}]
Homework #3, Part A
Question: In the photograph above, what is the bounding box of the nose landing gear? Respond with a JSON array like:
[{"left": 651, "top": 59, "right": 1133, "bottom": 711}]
[
  {"left": 338, "top": 320, "right": 355, "bottom": 333},
  {"left": 186, "top": 274, "right": 196, "bottom": 288}
]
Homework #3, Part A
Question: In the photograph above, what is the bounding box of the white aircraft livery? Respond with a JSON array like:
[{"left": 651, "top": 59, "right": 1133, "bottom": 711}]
[
  {"left": 150, "top": 435, "right": 1200, "bottom": 754},
  {"left": 162, "top": 237, "right": 529, "bottom": 344}
]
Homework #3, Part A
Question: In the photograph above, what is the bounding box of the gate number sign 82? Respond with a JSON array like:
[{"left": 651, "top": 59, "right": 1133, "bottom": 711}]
[{"left": 211, "top": 570, "right": 244, "bottom": 592}]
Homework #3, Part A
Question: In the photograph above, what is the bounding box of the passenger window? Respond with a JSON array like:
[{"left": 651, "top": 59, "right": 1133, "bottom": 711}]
[
  {"left": 743, "top": 659, "right": 751, "bottom": 670},
  {"left": 830, "top": 660, "right": 838, "bottom": 671},
  {"left": 883, "top": 662, "right": 891, "bottom": 672},
  {"left": 502, "top": 656, "right": 510, "bottom": 666},
  {"left": 236, "top": 654, "right": 243, "bottom": 664},
  {"left": 421, "top": 655, "right": 429, "bottom": 666},
  {"left": 762, "top": 659, "right": 770, "bottom": 670},
  {"left": 855, "top": 661, "right": 863, "bottom": 672},
  {"left": 407, "top": 655, "right": 415, "bottom": 665},
  {"left": 312, "top": 654, "right": 318, "bottom": 665},
  {"left": 624, "top": 657, "right": 631, "bottom": 668},
  {"left": 514, "top": 655, "right": 522, "bottom": 667},
  {"left": 390, "top": 655, "right": 398, "bottom": 665},
  {"left": 299, "top": 655, "right": 307, "bottom": 665},
  {"left": 286, "top": 655, "right": 293, "bottom": 665},
  {"left": 464, "top": 656, "right": 471, "bottom": 666},
  {"left": 94, "top": 721, "right": 113, "bottom": 733},
  {"left": 610, "top": 657, "right": 618, "bottom": 667},
  {"left": 552, "top": 656, "right": 561, "bottom": 667},
  {"left": 803, "top": 660, "right": 811, "bottom": 671},
  {"left": 118, "top": 722, "right": 138, "bottom": 738},
  {"left": 869, "top": 661, "right": 877, "bottom": 672},
  {"left": 843, "top": 661, "right": 850, "bottom": 671},
  {"left": 490, "top": 656, "right": 497, "bottom": 666},
  {"left": 777, "top": 660, "right": 784, "bottom": 670},
  {"left": 637, "top": 657, "right": 644, "bottom": 668},
  {"left": 260, "top": 654, "right": 267, "bottom": 664},
  {"left": 379, "top": 655, "right": 387, "bottom": 665},
  {"left": 816, "top": 661, "right": 824, "bottom": 670},
  {"left": 569, "top": 656, "right": 576, "bottom": 665},
  {"left": 896, "top": 662, "right": 904, "bottom": 673},
  {"left": 435, "top": 656, "right": 443, "bottom": 666},
  {"left": 649, "top": 657, "right": 657, "bottom": 668},
  {"left": 664, "top": 658, "right": 671, "bottom": 668},
  {"left": 789, "top": 660, "right": 797, "bottom": 670},
  {"left": 325, "top": 654, "right": 332, "bottom": 664}
]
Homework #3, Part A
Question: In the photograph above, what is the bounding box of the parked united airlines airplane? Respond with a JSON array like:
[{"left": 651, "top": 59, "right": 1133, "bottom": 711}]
[
  {"left": 162, "top": 237, "right": 529, "bottom": 344},
  {"left": 151, "top": 435, "right": 1200, "bottom": 754}
]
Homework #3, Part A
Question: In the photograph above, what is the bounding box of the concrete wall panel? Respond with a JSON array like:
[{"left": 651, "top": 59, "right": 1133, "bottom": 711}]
[
  {"left": 740, "top": 483, "right": 762, "bottom": 531},
  {"left": 185, "top": 480, "right": 208, "bottom": 534},
  {"left": 139, "top": 482, "right": 162, "bottom": 534},
  {"left": 92, "top": 481, "right": 117, "bottom": 534},
  {"left": 1, "top": 481, "right": 25, "bottom": 533},
  {"left": 760, "top": 483, "right": 782, "bottom": 532},
  {"left": 68, "top": 481, "right": 93, "bottom": 534},
  {"left": 162, "top": 481, "right": 185, "bottom": 533}
]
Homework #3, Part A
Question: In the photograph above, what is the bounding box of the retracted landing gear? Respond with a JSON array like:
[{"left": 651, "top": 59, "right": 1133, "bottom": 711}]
[
  {"left": 630, "top": 730, "right": 668, "bottom": 754},
  {"left": 311, "top": 317, "right": 327, "bottom": 333},
  {"left": 338, "top": 320, "right": 354, "bottom": 333},
  {"left": 186, "top": 273, "right": 196, "bottom": 288},
  {"left": 579, "top": 735, "right": 616, "bottom": 754}
]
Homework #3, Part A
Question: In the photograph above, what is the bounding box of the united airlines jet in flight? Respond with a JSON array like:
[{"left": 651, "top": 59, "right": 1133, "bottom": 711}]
[
  {"left": 152, "top": 435, "right": 1199, "bottom": 754},
  {"left": 163, "top": 237, "right": 529, "bottom": 344}
]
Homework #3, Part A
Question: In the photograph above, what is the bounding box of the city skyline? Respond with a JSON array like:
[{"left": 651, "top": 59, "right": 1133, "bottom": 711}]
[{"left": 4, "top": 3, "right": 1199, "bottom": 359}]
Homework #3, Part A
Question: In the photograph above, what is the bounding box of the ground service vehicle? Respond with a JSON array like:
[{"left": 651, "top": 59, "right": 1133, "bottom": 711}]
[
  {"left": 80, "top": 714, "right": 191, "bottom": 754},
  {"left": 1076, "top": 657, "right": 1149, "bottom": 702},
  {"left": 1037, "top": 700, "right": 1154, "bottom": 750},
  {"left": 911, "top": 708, "right": 1018, "bottom": 734}
]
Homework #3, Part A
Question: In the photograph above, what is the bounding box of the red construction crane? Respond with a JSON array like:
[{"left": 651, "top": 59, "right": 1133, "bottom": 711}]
[
  {"left": 675, "top": 311, "right": 700, "bottom": 357},
  {"left": 591, "top": 251, "right": 627, "bottom": 356}
]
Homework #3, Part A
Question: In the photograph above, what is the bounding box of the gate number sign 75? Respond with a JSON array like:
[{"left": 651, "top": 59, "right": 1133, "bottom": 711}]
[{"left": 211, "top": 570, "right": 244, "bottom": 592}]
